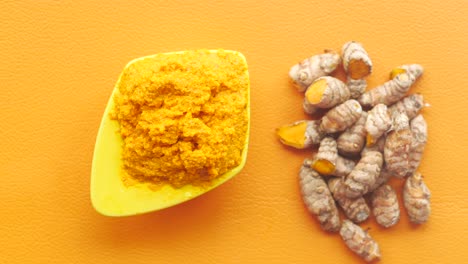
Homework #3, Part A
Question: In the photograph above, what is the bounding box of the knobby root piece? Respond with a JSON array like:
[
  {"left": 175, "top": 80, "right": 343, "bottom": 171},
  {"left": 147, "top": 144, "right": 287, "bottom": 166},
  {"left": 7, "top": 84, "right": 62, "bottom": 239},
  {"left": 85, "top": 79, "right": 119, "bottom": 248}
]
[
  {"left": 347, "top": 77, "right": 367, "bottom": 99},
  {"left": 371, "top": 184, "right": 400, "bottom": 228},
  {"left": 289, "top": 50, "right": 341, "bottom": 92},
  {"left": 358, "top": 72, "right": 421, "bottom": 107},
  {"left": 340, "top": 220, "right": 381, "bottom": 262},
  {"left": 384, "top": 111, "right": 412, "bottom": 178},
  {"left": 332, "top": 156, "right": 356, "bottom": 177},
  {"left": 329, "top": 178, "right": 370, "bottom": 223},
  {"left": 407, "top": 115, "right": 428, "bottom": 176},
  {"left": 337, "top": 112, "right": 368, "bottom": 157},
  {"left": 361, "top": 136, "right": 386, "bottom": 156},
  {"left": 303, "top": 76, "right": 350, "bottom": 115},
  {"left": 344, "top": 151, "right": 383, "bottom": 198},
  {"left": 390, "top": 64, "right": 424, "bottom": 80},
  {"left": 312, "top": 137, "right": 338, "bottom": 175},
  {"left": 299, "top": 159, "right": 341, "bottom": 232},
  {"left": 368, "top": 169, "right": 392, "bottom": 193},
  {"left": 342, "top": 41, "right": 373, "bottom": 79},
  {"left": 320, "top": 99, "right": 362, "bottom": 134},
  {"left": 303, "top": 99, "right": 320, "bottom": 115},
  {"left": 403, "top": 172, "right": 431, "bottom": 224},
  {"left": 365, "top": 104, "right": 391, "bottom": 146},
  {"left": 388, "top": 93, "right": 425, "bottom": 120},
  {"left": 276, "top": 120, "right": 323, "bottom": 149}
]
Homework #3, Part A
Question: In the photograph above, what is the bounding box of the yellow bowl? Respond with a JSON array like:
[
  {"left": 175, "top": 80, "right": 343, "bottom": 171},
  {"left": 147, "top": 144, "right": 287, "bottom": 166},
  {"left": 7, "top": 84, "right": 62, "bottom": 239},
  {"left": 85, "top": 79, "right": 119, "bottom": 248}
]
[{"left": 91, "top": 50, "right": 250, "bottom": 217}]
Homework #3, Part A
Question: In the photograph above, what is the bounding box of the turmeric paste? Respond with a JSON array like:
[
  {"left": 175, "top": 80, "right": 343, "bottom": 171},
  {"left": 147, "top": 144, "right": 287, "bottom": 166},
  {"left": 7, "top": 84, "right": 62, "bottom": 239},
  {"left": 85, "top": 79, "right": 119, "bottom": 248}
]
[{"left": 111, "top": 50, "right": 249, "bottom": 187}]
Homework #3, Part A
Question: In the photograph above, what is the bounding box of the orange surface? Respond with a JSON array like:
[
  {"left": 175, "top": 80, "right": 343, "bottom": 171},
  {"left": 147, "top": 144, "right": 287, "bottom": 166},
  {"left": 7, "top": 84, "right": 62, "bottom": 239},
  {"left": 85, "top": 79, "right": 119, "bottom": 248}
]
[{"left": 1, "top": 1, "right": 467, "bottom": 263}]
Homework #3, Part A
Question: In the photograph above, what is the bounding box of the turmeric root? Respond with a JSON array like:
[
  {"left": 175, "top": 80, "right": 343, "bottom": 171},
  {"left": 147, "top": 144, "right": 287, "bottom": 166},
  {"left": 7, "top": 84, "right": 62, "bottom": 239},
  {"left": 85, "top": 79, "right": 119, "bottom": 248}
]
[
  {"left": 347, "top": 77, "right": 367, "bottom": 99},
  {"left": 342, "top": 40, "right": 371, "bottom": 100},
  {"left": 403, "top": 172, "right": 431, "bottom": 224},
  {"left": 289, "top": 50, "right": 341, "bottom": 92},
  {"left": 320, "top": 99, "right": 363, "bottom": 134},
  {"left": 303, "top": 76, "right": 350, "bottom": 115},
  {"left": 282, "top": 42, "right": 432, "bottom": 260},
  {"left": 312, "top": 137, "right": 338, "bottom": 175},
  {"left": 358, "top": 72, "right": 421, "bottom": 107},
  {"left": 361, "top": 136, "right": 386, "bottom": 156},
  {"left": 388, "top": 93, "right": 425, "bottom": 120},
  {"left": 299, "top": 159, "right": 341, "bottom": 232},
  {"left": 365, "top": 104, "right": 391, "bottom": 146},
  {"left": 368, "top": 168, "right": 392, "bottom": 193},
  {"left": 342, "top": 41, "right": 373, "bottom": 79},
  {"left": 329, "top": 178, "right": 370, "bottom": 223},
  {"left": 337, "top": 112, "right": 368, "bottom": 157},
  {"left": 384, "top": 111, "right": 412, "bottom": 178},
  {"left": 276, "top": 120, "right": 323, "bottom": 149},
  {"left": 371, "top": 184, "right": 400, "bottom": 228},
  {"left": 390, "top": 64, "right": 424, "bottom": 80},
  {"left": 407, "top": 115, "right": 428, "bottom": 176},
  {"left": 332, "top": 156, "right": 356, "bottom": 178},
  {"left": 339, "top": 220, "right": 381, "bottom": 262},
  {"left": 303, "top": 99, "right": 320, "bottom": 115},
  {"left": 344, "top": 151, "right": 383, "bottom": 198}
]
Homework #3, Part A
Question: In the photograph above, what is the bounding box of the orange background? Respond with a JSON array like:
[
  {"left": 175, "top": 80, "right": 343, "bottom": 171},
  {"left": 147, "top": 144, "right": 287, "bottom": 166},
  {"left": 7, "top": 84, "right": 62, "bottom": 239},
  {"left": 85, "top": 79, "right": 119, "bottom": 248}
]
[{"left": 1, "top": 1, "right": 467, "bottom": 263}]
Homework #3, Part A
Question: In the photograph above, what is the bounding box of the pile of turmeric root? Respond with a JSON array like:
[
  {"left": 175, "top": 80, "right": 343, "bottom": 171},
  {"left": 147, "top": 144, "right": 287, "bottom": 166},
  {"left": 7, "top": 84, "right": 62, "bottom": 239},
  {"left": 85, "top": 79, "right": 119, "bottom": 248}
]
[{"left": 278, "top": 41, "right": 431, "bottom": 262}]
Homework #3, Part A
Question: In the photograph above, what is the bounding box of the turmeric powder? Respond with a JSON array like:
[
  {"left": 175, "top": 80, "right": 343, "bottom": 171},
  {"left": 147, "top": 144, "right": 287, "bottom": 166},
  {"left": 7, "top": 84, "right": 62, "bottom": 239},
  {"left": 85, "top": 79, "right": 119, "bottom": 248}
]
[{"left": 111, "top": 50, "right": 249, "bottom": 187}]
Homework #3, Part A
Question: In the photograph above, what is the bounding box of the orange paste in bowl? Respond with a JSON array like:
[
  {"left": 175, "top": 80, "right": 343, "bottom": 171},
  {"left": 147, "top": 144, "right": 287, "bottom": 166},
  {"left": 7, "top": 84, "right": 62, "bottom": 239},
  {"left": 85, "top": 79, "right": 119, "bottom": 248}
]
[{"left": 111, "top": 50, "right": 248, "bottom": 187}]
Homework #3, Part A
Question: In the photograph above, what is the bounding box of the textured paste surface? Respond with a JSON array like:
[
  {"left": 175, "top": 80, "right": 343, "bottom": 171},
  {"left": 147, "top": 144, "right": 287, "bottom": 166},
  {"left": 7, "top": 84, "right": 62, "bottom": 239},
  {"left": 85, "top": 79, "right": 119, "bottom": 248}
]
[{"left": 111, "top": 50, "right": 249, "bottom": 187}]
